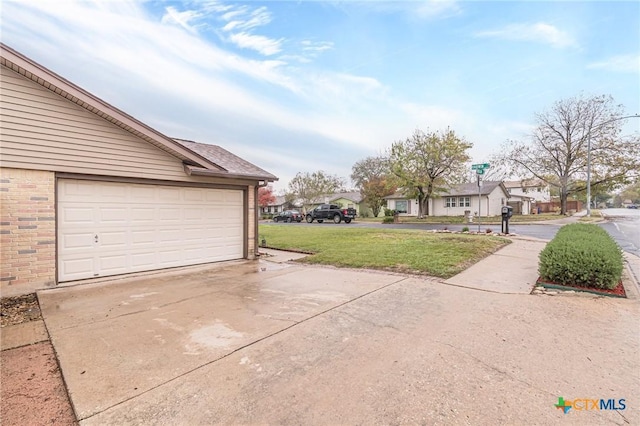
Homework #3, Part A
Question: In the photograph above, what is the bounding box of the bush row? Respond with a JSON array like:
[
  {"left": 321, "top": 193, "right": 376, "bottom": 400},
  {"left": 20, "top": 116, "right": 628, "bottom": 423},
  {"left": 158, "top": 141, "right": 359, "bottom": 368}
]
[{"left": 538, "top": 223, "right": 623, "bottom": 289}]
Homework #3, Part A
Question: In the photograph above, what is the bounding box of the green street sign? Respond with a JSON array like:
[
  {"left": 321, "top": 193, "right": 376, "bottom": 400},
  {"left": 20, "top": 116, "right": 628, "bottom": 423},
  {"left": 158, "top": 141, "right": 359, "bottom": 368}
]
[
  {"left": 472, "top": 163, "right": 490, "bottom": 170},
  {"left": 476, "top": 169, "right": 485, "bottom": 175}
]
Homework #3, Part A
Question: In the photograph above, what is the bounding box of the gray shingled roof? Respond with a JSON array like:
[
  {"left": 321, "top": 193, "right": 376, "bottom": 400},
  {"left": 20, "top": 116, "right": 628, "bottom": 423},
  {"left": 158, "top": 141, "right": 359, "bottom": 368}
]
[
  {"left": 330, "top": 191, "right": 364, "bottom": 203},
  {"left": 441, "top": 181, "right": 504, "bottom": 196},
  {"left": 174, "top": 139, "right": 277, "bottom": 181},
  {"left": 386, "top": 181, "right": 507, "bottom": 198}
]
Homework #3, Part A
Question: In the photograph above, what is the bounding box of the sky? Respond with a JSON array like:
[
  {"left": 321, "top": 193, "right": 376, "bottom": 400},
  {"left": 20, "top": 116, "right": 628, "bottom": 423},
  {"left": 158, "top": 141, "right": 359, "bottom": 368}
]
[{"left": 1, "top": 0, "right": 639, "bottom": 192}]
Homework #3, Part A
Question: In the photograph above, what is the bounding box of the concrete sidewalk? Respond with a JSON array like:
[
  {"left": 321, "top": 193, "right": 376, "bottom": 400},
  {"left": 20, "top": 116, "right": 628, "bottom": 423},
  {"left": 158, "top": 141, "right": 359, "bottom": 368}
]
[{"left": 445, "top": 238, "right": 545, "bottom": 294}]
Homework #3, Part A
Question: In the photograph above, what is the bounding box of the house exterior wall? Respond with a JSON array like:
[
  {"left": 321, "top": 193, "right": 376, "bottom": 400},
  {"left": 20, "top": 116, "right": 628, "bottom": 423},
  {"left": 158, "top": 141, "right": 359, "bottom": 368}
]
[
  {"left": 387, "top": 198, "right": 419, "bottom": 216},
  {"left": 0, "top": 65, "right": 240, "bottom": 186},
  {"left": 389, "top": 187, "right": 509, "bottom": 217},
  {"left": 508, "top": 186, "right": 550, "bottom": 202},
  {"left": 1, "top": 168, "right": 56, "bottom": 297}
]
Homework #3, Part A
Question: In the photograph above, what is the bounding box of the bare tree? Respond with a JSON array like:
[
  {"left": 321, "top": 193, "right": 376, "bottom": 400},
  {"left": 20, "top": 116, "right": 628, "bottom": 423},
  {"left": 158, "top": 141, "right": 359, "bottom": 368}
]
[
  {"left": 390, "top": 128, "right": 472, "bottom": 217},
  {"left": 498, "top": 94, "right": 639, "bottom": 214}
]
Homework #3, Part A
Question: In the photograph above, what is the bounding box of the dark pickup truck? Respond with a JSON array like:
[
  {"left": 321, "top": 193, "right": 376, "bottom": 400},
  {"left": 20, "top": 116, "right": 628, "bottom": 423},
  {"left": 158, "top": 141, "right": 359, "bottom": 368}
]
[{"left": 306, "top": 204, "right": 356, "bottom": 224}]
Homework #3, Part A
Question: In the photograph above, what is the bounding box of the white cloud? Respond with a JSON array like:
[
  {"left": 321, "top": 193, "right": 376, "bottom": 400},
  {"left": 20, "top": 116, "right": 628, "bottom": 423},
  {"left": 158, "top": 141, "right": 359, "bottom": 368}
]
[
  {"left": 301, "top": 40, "right": 334, "bottom": 53},
  {"left": 587, "top": 54, "right": 640, "bottom": 73},
  {"left": 229, "top": 32, "right": 284, "bottom": 56},
  {"left": 475, "top": 22, "right": 577, "bottom": 49},
  {"left": 161, "top": 6, "right": 202, "bottom": 32}
]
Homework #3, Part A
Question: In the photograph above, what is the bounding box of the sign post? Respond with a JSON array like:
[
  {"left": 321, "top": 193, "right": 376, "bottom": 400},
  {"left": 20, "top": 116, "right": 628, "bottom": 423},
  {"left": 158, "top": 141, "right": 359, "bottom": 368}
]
[{"left": 471, "top": 163, "right": 490, "bottom": 233}]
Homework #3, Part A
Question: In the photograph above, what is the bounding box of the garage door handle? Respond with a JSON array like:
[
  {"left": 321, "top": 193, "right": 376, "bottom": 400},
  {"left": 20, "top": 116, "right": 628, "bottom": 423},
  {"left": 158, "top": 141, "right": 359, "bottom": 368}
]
[{"left": 94, "top": 234, "right": 99, "bottom": 243}]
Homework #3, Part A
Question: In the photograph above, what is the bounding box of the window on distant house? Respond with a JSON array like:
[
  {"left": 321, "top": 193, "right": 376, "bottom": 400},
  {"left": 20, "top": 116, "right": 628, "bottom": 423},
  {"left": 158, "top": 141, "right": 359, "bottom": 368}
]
[
  {"left": 395, "top": 200, "right": 408, "bottom": 213},
  {"left": 445, "top": 197, "right": 457, "bottom": 207},
  {"left": 458, "top": 197, "right": 471, "bottom": 207}
]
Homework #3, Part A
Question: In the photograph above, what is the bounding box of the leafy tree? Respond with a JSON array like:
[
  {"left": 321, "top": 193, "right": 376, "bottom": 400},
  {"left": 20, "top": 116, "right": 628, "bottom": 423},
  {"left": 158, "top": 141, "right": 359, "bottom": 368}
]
[
  {"left": 497, "top": 94, "right": 640, "bottom": 214},
  {"left": 287, "top": 171, "right": 345, "bottom": 211},
  {"left": 257, "top": 185, "right": 276, "bottom": 209},
  {"left": 389, "top": 128, "right": 472, "bottom": 217},
  {"left": 351, "top": 156, "right": 397, "bottom": 217}
]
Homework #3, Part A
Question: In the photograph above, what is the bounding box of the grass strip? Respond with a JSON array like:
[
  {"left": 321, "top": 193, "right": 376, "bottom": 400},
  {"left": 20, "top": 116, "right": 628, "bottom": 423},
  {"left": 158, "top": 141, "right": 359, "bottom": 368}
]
[{"left": 259, "top": 225, "right": 509, "bottom": 278}]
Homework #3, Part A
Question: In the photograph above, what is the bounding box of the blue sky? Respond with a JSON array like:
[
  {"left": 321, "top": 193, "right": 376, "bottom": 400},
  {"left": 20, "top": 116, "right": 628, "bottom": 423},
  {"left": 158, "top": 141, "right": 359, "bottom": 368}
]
[{"left": 2, "top": 1, "right": 639, "bottom": 191}]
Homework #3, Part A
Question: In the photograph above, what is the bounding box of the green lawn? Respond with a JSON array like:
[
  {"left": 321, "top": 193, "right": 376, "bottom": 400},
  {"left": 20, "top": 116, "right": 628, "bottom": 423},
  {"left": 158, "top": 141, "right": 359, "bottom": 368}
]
[{"left": 259, "top": 225, "right": 510, "bottom": 278}]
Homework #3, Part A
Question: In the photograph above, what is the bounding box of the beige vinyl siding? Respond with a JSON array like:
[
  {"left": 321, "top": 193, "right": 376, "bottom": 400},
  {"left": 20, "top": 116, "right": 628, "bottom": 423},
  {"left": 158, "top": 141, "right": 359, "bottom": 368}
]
[{"left": 1, "top": 65, "right": 216, "bottom": 184}]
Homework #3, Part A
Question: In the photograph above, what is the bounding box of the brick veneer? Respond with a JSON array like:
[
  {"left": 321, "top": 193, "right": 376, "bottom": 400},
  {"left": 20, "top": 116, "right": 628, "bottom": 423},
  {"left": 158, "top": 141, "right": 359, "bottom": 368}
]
[{"left": 1, "top": 168, "right": 56, "bottom": 294}]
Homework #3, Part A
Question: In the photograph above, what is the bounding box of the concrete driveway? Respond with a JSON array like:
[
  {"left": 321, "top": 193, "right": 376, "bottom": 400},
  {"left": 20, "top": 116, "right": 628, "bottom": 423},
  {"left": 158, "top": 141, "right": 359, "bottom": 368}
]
[{"left": 38, "top": 254, "right": 639, "bottom": 425}]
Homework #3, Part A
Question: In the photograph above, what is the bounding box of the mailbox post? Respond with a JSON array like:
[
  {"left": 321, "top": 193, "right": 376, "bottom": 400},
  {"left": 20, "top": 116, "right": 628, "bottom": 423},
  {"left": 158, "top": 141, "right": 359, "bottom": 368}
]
[{"left": 501, "top": 205, "right": 513, "bottom": 234}]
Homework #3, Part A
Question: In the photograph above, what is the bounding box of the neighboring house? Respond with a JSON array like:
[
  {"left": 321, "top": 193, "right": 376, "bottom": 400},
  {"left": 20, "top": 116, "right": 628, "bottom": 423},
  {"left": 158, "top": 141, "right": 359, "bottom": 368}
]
[
  {"left": 260, "top": 196, "right": 288, "bottom": 215},
  {"left": 385, "top": 181, "right": 513, "bottom": 217},
  {"left": 0, "top": 44, "right": 277, "bottom": 295},
  {"left": 504, "top": 179, "right": 550, "bottom": 202}
]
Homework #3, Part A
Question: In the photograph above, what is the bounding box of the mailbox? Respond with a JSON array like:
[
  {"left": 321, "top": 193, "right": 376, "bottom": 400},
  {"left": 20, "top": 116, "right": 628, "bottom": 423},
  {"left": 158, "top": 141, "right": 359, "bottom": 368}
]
[
  {"left": 501, "top": 206, "right": 512, "bottom": 234},
  {"left": 501, "top": 205, "right": 513, "bottom": 218}
]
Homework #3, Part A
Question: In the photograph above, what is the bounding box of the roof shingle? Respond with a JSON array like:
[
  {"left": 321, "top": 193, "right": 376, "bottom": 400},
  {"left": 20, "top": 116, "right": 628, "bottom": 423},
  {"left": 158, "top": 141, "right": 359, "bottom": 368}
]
[{"left": 174, "top": 138, "right": 277, "bottom": 181}]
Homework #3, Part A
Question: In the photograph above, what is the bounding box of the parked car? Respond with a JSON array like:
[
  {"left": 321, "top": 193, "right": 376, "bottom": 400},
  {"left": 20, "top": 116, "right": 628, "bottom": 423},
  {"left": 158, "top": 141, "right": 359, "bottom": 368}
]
[
  {"left": 306, "top": 204, "right": 356, "bottom": 224},
  {"left": 273, "top": 210, "right": 303, "bottom": 222}
]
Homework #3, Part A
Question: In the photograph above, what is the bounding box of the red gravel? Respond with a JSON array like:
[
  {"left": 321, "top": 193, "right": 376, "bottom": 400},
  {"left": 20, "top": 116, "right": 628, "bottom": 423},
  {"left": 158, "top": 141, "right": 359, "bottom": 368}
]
[
  {"left": 537, "top": 278, "right": 627, "bottom": 297},
  {"left": 1, "top": 342, "right": 77, "bottom": 426}
]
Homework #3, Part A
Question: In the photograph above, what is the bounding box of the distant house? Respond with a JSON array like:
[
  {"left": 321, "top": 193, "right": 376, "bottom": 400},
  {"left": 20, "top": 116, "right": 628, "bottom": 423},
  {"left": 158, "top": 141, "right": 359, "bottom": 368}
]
[
  {"left": 504, "top": 179, "right": 550, "bottom": 202},
  {"left": 260, "top": 196, "right": 288, "bottom": 215},
  {"left": 385, "top": 181, "right": 514, "bottom": 217}
]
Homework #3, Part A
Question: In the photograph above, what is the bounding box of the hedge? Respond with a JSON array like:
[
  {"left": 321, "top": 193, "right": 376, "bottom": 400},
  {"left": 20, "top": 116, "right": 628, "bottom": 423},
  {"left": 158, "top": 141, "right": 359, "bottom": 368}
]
[{"left": 538, "top": 223, "right": 623, "bottom": 289}]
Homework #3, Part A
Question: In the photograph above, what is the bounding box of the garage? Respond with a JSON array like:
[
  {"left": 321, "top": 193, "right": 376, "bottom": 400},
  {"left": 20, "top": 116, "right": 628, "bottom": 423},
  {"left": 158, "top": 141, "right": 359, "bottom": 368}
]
[
  {"left": 1, "top": 44, "right": 277, "bottom": 293},
  {"left": 57, "top": 179, "right": 244, "bottom": 282}
]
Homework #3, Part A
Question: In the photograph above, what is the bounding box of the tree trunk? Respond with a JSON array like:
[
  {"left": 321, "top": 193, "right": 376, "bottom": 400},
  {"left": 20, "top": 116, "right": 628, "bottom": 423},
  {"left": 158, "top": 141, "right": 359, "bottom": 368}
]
[
  {"left": 418, "top": 197, "right": 428, "bottom": 218},
  {"left": 560, "top": 190, "right": 568, "bottom": 215}
]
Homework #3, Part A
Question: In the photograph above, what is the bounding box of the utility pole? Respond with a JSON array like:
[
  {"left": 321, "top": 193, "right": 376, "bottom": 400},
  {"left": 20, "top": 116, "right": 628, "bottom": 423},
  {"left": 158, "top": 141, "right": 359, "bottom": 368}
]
[{"left": 471, "top": 163, "right": 490, "bottom": 233}]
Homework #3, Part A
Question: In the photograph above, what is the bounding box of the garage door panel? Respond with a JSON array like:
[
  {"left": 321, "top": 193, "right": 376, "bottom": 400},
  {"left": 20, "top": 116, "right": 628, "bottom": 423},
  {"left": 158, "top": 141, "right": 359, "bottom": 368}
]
[
  {"left": 159, "top": 209, "right": 181, "bottom": 222},
  {"left": 99, "top": 255, "right": 129, "bottom": 273},
  {"left": 131, "top": 253, "right": 157, "bottom": 268},
  {"left": 59, "top": 206, "right": 95, "bottom": 225},
  {"left": 131, "top": 208, "right": 155, "bottom": 222},
  {"left": 100, "top": 231, "right": 128, "bottom": 248},
  {"left": 58, "top": 180, "right": 244, "bottom": 282},
  {"left": 132, "top": 230, "right": 156, "bottom": 245},
  {"left": 99, "top": 208, "right": 129, "bottom": 223},
  {"left": 157, "top": 187, "right": 181, "bottom": 202},
  {"left": 61, "top": 232, "right": 95, "bottom": 250},
  {"left": 60, "top": 258, "right": 95, "bottom": 281}
]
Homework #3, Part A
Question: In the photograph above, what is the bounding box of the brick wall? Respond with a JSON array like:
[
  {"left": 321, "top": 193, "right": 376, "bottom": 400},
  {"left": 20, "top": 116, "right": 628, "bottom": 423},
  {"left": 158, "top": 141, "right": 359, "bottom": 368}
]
[{"left": 1, "top": 168, "right": 56, "bottom": 296}]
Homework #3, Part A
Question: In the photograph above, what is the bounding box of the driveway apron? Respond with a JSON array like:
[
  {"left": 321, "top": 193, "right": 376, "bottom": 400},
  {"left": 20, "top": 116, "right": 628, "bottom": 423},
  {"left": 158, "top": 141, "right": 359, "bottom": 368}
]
[{"left": 38, "top": 254, "right": 640, "bottom": 425}]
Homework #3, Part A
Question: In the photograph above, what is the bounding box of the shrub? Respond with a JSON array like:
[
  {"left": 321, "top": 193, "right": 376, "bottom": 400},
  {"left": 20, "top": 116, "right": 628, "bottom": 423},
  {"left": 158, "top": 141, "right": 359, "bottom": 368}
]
[
  {"left": 462, "top": 226, "right": 469, "bottom": 232},
  {"left": 360, "top": 210, "right": 370, "bottom": 218},
  {"left": 538, "top": 223, "right": 623, "bottom": 289},
  {"left": 384, "top": 208, "right": 394, "bottom": 217},
  {"left": 382, "top": 216, "right": 395, "bottom": 224}
]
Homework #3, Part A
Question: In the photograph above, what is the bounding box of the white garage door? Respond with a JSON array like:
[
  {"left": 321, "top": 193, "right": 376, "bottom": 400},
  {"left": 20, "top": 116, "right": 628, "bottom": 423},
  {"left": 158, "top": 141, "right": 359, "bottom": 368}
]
[{"left": 58, "top": 179, "right": 244, "bottom": 282}]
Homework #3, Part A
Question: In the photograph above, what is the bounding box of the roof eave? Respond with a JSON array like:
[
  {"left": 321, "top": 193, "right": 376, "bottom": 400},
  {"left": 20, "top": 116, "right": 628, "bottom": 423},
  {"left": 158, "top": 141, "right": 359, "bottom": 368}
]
[{"left": 185, "top": 165, "right": 278, "bottom": 182}]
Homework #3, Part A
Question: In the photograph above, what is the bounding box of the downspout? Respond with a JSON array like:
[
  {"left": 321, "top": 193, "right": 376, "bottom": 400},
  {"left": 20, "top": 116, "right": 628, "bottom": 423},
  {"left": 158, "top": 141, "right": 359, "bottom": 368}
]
[{"left": 256, "top": 181, "right": 269, "bottom": 258}]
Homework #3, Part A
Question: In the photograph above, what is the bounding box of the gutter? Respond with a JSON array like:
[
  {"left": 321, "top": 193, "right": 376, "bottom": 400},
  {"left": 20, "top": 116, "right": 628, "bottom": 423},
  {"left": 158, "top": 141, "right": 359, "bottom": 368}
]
[{"left": 184, "top": 165, "right": 278, "bottom": 183}]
